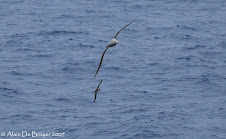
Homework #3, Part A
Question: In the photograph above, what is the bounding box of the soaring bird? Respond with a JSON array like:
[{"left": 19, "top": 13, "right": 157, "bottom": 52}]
[
  {"left": 94, "top": 80, "right": 102, "bottom": 102},
  {"left": 94, "top": 17, "right": 138, "bottom": 78}
]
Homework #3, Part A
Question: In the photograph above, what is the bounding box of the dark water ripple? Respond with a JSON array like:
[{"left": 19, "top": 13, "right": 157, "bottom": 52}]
[
  {"left": 0, "top": 87, "right": 21, "bottom": 97},
  {"left": 37, "top": 30, "right": 89, "bottom": 36}
]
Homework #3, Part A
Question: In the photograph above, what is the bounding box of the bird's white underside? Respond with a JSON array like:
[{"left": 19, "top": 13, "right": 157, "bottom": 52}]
[{"left": 106, "top": 38, "right": 119, "bottom": 48}]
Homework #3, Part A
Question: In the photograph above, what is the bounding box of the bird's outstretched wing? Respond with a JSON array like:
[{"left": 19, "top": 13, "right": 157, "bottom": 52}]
[
  {"left": 94, "top": 47, "right": 109, "bottom": 78},
  {"left": 97, "top": 80, "right": 102, "bottom": 89},
  {"left": 94, "top": 92, "right": 97, "bottom": 102},
  {"left": 114, "top": 16, "right": 138, "bottom": 38}
]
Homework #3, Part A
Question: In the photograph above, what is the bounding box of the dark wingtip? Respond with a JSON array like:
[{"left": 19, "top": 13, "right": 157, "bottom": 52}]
[
  {"left": 94, "top": 70, "right": 98, "bottom": 78},
  {"left": 94, "top": 73, "right": 97, "bottom": 78}
]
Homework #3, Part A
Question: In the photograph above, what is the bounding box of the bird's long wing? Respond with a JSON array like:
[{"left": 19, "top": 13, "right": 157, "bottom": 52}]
[
  {"left": 94, "top": 91, "right": 97, "bottom": 102},
  {"left": 97, "top": 80, "right": 102, "bottom": 89},
  {"left": 94, "top": 48, "right": 109, "bottom": 78},
  {"left": 114, "top": 16, "right": 138, "bottom": 38}
]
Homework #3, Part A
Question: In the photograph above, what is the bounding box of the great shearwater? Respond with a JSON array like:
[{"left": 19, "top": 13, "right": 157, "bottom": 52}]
[{"left": 94, "top": 80, "right": 102, "bottom": 102}]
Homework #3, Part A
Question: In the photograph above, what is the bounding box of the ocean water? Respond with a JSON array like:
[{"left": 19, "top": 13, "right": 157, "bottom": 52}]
[{"left": 0, "top": 0, "right": 226, "bottom": 138}]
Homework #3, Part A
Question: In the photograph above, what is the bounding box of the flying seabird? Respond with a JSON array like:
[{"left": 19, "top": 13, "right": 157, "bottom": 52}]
[
  {"left": 94, "top": 17, "right": 138, "bottom": 78},
  {"left": 94, "top": 80, "right": 102, "bottom": 102}
]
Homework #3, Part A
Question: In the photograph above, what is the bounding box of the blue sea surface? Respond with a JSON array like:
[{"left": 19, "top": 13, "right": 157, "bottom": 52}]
[{"left": 0, "top": 0, "right": 226, "bottom": 138}]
